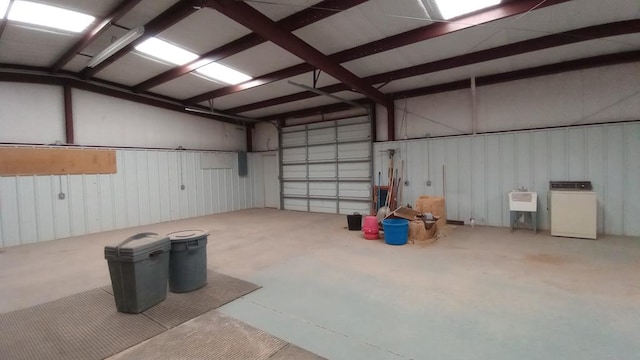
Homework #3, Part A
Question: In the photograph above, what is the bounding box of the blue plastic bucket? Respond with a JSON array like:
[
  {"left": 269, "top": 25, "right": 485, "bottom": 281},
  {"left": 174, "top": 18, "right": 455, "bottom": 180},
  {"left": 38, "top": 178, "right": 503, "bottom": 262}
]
[{"left": 382, "top": 218, "right": 409, "bottom": 245}]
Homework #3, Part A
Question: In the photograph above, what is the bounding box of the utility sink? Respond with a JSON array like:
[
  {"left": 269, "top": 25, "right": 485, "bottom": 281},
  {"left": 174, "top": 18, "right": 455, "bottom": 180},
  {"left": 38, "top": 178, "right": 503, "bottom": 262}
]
[{"left": 509, "top": 191, "right": 537, "bottom": 212}]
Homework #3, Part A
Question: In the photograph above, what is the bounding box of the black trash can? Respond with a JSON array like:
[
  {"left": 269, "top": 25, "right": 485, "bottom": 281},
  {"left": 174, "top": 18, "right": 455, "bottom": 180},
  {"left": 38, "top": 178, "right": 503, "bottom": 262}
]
[
  {"left": 347, "top": 213, "right": 362, "bottom": 231},
  {"left": 104, "top": 232, "right": 170, "bottom": 313},
  {"left": 166, "top": 229, "right": 209, "bottom": 293}
]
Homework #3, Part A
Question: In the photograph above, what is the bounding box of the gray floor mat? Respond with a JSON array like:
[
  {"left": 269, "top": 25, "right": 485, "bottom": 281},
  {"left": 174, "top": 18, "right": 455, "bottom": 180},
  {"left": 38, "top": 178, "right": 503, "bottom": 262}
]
[
  {"left": 0, "top": 288, "right": 165, "bottom": 360},
  {"left": 268, "top": 344, "right": 327, "bottom": 360},
  {"left": 108, "top": 310, "right": 288, "bottom": 360},
  {"left": 0, "top": 271, "right": 261, "bottom": 360},
  {"left": 141, "top": 270, "right": 262, "bottom": 328}
]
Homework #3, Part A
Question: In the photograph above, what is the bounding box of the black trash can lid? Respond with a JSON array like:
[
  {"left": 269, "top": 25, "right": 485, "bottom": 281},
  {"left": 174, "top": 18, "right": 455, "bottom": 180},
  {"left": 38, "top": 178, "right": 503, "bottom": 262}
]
[{"left": 166, "top": 229, "right": 209, "bottom": 242}]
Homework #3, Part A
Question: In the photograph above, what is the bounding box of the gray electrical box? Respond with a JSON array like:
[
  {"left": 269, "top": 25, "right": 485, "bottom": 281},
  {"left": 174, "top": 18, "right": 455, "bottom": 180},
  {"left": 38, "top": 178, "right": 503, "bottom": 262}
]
[{"left": 238, "top": 151, "right": 248, "bottom": 176}]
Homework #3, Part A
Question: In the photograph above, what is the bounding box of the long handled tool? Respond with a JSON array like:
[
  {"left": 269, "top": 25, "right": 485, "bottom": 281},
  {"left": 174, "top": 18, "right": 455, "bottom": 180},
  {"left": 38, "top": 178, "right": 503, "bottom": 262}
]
[{"left": 377, "top": 171, "right": 381, "bottom": 212}]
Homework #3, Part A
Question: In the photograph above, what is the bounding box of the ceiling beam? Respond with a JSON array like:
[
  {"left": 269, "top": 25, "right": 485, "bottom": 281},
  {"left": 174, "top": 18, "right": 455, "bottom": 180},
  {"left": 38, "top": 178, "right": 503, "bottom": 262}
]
[
  {"left": 0, "top": 0, "right": 16, "bottom": 40},
  {"left": 392, "top": 51, "right": 640, "bottom": 100},
  {"left": 80, "top": 0, "right": 199, "bottom": 79},
  {"left": 226, "top": 20, "right": 640, "bottom": 114},
  {"left": 51, "top": 0, "right": 143, "bottom": 73},
  {"left": 133, "top": 0, "right": 368, "bottom": 92},
  {"left": 259, "top": 50, "right": 640, "bottom": 121},
  {"left": 185, "top": 0, "right": 571, "bottom": 104},
  {"left": 260, "top": 100, "right": 372, "bottom": 122},
  {"left": 204, "top": 0, "right": 389, "bottom": 106}
]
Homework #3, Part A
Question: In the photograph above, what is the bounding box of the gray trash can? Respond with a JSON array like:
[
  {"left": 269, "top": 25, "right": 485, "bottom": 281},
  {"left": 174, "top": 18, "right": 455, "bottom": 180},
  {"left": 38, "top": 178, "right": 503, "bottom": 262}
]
[
  {"left": 166, "top": 229, "right": 209, "bottom": 293},
  {"left": 104, "top": 232, "right": 170, "bottom": 313}
]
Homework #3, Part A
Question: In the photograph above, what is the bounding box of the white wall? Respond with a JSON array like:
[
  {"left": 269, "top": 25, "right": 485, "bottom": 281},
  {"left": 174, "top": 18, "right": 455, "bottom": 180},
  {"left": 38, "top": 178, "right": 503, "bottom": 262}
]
[
  {"left": 0, "top": 146, "right": 262, "bottom": 247},
  {"left": 0, "top": 83, "right": 246, "bottom": 151},
  {"left": 0, "top": 83, "right": 263, "bottom": 247},
  {"left": 386, "top": 62, "right": 640, "bottom": 139},
  {"left": 72, "top": 90, "right": 245, "bottom": 150},
  {"left": 374, "top": 122, "right": 640, "bottom": 236},
  {"left": 252, "top": 122, "right": 279, "bottom": 152},
  {"left": 0, "top": 83, "right": 65, "bottom": 144},
  {"left": 248, "top": 151, "right": 280, "bottom": 209}
]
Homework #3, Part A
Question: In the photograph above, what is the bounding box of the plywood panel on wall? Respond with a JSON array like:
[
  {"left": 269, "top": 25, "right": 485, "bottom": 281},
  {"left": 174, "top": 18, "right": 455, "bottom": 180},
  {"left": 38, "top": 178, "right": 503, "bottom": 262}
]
[{"left": 0, "top": 147, "right": 116, "bottom": 176}]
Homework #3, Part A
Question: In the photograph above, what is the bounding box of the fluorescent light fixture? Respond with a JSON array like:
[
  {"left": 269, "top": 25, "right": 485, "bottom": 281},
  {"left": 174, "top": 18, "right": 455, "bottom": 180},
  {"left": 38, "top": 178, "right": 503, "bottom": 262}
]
[
  {"left": 8, "top": 1, "right": 94, "bottom": 32},
  {"left": 87, "top": 26, "right": 144, "bottom": 68},
  {"left": 434, "top": 0, "right": 501, "bottom": 19},
  {"left": 135, "top": 37, "right": 198, "bottom": 65},
  {"left": 195, "top": 62, "right": 252, "bottom": 85},
  {"left": 135, "top": 37, "right": 252, "bottom": 85},
  {"left": 0, "top": 0, "right": 10, "bottom": 19}
]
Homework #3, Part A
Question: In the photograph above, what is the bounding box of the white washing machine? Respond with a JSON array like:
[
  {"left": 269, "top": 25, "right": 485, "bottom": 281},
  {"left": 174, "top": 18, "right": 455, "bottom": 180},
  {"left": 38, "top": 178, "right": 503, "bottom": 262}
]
[{"left": 549, "top": 182, "right": 597, "bottom": 239}]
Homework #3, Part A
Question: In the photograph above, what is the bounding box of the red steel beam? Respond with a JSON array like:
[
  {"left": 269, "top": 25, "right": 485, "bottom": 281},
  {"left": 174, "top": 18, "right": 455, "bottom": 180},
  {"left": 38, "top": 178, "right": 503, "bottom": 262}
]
[
  {"left": 185, "top": 0, "right": 571, "bottom": 104},
  {"left": 227, "top": 20, "right": 640, "bottom": 114},
  {"left": 205, "top": 0, "right": 388, "bottom": 106},
  {"left": 387, "top": 101, "right": 395, "bottom": 141},
  {"left": 133, "top": 0, "right": 368, "bottom": 92},
  {"left": 63, "top": 85, "right": 74, "bottom": 144},
  {"left": 0, "top": 0, "right": 16, "bottom": 40},
  {"left": 80, "top": 0, "right": 198, "bottom": 79},
  {"left": 51, "top": 0, "right": 143, "bottom": 73},
  {"left": 245, "top": 124, "right": 253, "bottom": 152}
]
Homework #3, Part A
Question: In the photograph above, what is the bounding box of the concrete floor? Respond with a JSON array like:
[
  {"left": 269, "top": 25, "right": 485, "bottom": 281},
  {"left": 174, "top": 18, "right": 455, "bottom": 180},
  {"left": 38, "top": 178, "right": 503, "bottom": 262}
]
[{"left": 1, "top": 208, "right": 639, "bottom": 359}]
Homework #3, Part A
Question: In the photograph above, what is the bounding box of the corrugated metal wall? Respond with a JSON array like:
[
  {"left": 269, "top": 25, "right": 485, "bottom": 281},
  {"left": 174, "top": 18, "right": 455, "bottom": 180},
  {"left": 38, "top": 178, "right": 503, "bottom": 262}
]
[
  {"left": 374, "top": 122, "right": 640, "bottom": 236},
  {"left": 0, "top": 147, "right": 262, "bottom": 247}
]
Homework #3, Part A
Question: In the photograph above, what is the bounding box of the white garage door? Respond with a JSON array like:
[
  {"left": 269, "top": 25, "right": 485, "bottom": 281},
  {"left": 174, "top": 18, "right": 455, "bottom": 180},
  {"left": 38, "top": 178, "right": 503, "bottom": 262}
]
[{"left": 280, "top": 116, "right": 372, "bottom": 214}]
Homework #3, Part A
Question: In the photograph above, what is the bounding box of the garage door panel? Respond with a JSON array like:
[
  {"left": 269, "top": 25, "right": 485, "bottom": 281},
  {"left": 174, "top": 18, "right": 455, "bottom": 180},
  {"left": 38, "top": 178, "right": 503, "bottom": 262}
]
[
  {"left": 282, "top": 148, "right": 305, "bottom": 163},
  {"left": 284, "top": 198, "right": 307, "bottom": 211},
  {"left": 339, "top": 201, "right": 370, "bottom": 215},
  {"left": 338, "top": 123, "right": 370, "bottom": 142},
  {"left": 309, "top": 182, "right": 336, "bottom": 197},
  {"left": 338, "top": 143, "right": 370, "bottom": 160},
  {"left": 338, "top": 162, "right": 370, "bottom": 179},
  {"left": 308, "top": 144, "right": 335, "bottom": 161},
  {"left": 307, "top": 127, "right": 336, "bottom": 144},
  {"left": 282, "top": 116, "right": 372, "bottom": 214},
  {"left": 310, "top": 199, "right": 337, "bottom": 213},
  {"left": 339, "top": 182, "right": 370, "bottom": 199},
  {"left": 283, "top": 182, "right": 306, "bottom": 196},
  {"left": 283, "top": 164, "right": 306, "bottom": 179},
  {"left": 282, "top": 131, "right": 306, "bottom": 147},
  {"left": 308, "top": 164, "right": 336, "bottom": 178}
]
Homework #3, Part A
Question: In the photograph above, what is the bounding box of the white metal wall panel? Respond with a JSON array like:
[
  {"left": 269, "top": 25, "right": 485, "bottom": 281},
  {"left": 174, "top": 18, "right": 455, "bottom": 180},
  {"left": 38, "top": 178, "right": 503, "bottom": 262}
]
[
  {"left": 281, "top": 117, "right": 372, "bottom": 215},
  {"left": 0, "top": 83, "right": 65, "bottom": 144},
  {"left": 248, "top": 152, "right": 279, "bottom": 209},
  {"left": 388, "top": 63, "right": 640, "bottom": 140},
  {"left": 72, "top": 89, "right": 245, "bottom": 151},
  {"left": 0, "top": 147, "right": 260, "bottom": 247},
  {"left": 374, "top": 122, "right": 640, "bottom": 236},
  {"left": 625, "top": 124, "right": 640, "bottom": 236}
]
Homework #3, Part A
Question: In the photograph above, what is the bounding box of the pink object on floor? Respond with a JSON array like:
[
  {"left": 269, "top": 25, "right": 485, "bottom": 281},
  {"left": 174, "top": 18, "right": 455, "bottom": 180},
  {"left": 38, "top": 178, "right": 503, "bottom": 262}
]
[{"left": 362, "top": 216, "right": 379, "bottom": 240}]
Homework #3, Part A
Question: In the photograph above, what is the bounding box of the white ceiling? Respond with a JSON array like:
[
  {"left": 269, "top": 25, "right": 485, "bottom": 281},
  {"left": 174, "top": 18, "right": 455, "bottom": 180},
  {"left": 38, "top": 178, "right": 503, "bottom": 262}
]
[{"left": 0, "top": 0, "right": 639, "bottom": 121}]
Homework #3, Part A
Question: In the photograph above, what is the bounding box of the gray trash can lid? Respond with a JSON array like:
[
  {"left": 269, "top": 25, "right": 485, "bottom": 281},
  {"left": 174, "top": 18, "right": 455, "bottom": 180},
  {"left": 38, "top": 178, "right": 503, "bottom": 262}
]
[
  {"left": 166, "top": 229, "right": 209, "bottom": 242},
  {"left": 105, "top": 232, "right": 170, "bottom": 260}
]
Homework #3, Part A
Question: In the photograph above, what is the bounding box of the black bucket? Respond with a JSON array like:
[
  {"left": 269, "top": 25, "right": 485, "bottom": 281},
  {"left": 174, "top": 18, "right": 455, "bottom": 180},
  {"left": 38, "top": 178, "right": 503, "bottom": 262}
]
[{"left": 347, "top": 214, "right": 362, "bottom": 231}]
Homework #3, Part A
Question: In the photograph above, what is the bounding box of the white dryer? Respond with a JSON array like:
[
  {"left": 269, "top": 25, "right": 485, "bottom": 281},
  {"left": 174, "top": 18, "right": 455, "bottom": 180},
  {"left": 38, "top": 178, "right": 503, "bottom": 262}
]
[{"left": 549, "top": 182, "right": 597, "bottom": 239}]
